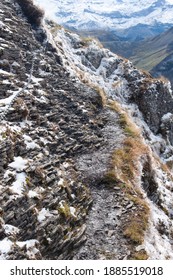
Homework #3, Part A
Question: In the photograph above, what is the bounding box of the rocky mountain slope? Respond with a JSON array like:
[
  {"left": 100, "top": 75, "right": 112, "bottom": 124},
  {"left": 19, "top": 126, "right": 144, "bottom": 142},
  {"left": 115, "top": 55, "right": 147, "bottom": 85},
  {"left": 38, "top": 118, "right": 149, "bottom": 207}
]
[{"left": 0, "top": 0, "right": 173, "bottom": 260}]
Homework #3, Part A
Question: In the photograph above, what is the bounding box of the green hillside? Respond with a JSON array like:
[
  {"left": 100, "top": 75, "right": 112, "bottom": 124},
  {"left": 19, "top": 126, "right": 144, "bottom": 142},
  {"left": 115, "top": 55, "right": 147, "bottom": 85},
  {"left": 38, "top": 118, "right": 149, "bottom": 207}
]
[{"left": 129, "top": 27, "right": 173, "bottom": 71}]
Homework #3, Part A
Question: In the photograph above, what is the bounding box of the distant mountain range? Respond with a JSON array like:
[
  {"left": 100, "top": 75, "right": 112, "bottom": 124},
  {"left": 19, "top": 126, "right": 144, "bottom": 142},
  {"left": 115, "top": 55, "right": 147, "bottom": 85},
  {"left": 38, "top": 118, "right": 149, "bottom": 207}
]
[
  {"left": 35, "top": 0, "right": 173, "bottom": 39},
  {"left": 34, "top": 0, "right": 173, "bottom": 85}
]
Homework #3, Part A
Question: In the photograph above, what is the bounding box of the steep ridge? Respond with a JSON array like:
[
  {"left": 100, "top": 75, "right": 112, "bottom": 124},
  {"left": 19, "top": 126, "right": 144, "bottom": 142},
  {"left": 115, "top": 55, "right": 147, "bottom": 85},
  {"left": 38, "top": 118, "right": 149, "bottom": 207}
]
[
  {"left": 0, "top": 0, "right": 173, "bottom": 260},
  {"left": 50, "top": 23, "right": 173, "bottom": 260}
]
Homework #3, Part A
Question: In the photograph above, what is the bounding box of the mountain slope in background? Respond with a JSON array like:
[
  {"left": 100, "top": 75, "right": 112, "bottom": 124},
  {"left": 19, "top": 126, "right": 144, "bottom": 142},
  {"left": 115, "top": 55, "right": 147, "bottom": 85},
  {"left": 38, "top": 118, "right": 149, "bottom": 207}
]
[
  {"left": 126, "top": 27, "right": 173, "bottom": 85},
  {"left": 129, "top": 27, "right": 173, "bottom": 70}
]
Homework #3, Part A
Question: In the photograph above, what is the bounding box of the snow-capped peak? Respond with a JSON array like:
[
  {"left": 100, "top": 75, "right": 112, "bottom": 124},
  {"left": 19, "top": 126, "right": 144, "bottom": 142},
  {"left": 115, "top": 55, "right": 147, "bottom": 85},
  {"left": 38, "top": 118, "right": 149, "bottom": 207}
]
[{"left": 34, "top": 0, "right": 173, "bottom": 31}]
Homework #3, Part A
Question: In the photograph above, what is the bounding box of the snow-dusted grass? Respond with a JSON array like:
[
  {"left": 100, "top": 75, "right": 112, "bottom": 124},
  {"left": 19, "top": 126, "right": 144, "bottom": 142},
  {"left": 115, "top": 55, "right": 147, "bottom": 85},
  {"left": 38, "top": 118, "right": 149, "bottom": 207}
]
[
  {"left": 49, "top": 26, "right": 133, "bottom": 103},
  {"left": 0, "top": 90, "right": 18, "bottom": 113},
  {"left": 0, "top": 234, "right": 40, "bottom": 260}
]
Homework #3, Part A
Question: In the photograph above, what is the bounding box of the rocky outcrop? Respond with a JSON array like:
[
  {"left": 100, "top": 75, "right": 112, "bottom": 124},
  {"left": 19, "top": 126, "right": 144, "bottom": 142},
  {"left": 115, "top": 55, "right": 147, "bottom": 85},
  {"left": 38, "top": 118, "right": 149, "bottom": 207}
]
[
  {"left": 127, "top": 76, "right": 173, "bottom": 135},
  {"left": 55, "top": 28, "right": 173, "bottom": 145}
]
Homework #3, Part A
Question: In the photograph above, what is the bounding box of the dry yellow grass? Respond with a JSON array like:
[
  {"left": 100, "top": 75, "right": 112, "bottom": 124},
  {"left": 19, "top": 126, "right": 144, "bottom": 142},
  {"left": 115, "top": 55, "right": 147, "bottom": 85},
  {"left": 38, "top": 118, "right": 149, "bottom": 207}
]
[
  {"left": 123, "top": 193, "right": 150, "bottom": 244},
  {"left": 107, "top": 100, "right": 141, "bottom": 138},
  {"left": 92, "top": 85, "right": 107, "bottom": 106},
  {"left": 111, "top": 137, "right": 148, "bottom": 185},
  {"left": 103, "top": 134, "right": 150, "bottom": 250},
  {"left": 103, "top": 100, "right": 150, "bottom": 252},
  {"left": 81, "top": 36, "right": 103, "bottom": 48},
  {"left": 130, "top": 250, "right": 148, "bottom": 260},
  {"left": 112, "top": 80, "right": 122, "bottom": 88},
  {"left": 154, "top": 75, "right": 169, "bottom": 83}
]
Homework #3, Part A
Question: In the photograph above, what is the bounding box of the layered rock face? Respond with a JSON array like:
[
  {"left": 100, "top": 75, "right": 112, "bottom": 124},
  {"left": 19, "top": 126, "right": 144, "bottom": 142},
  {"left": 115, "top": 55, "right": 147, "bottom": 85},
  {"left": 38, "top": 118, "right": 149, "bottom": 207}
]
[{"left": 0, "top": 0, "right": 173, "bottom": 260}]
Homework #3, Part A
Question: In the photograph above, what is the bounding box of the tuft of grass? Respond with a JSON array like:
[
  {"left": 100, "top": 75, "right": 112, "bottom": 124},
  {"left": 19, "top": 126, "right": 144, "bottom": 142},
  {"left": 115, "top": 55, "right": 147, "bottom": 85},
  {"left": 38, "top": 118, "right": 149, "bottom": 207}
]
[
  {"left": 123, "top": 195, "right": 149, "bottom": 244},
  {"left": 81, "top": 36, "right": 103, "bottom": 48},
  {"left": 130, "top": 250, "right": 148, "bottom": 260},
  {"left": 102, "top": 136, "right": 150, "bottom": 248},
  {"left": 140, "top": 69, "right": 152, "bottom": 78},
  {"left": 50, "top": 24, "right": 63, "bottom": 34},
  {"left": 102, "top": 170, "right": 123, "bottom": 187},
  {"left": 107, "top": 100, "right": 141, "bottom": 138},
  {"left": 119, "top": 113, "right": 140, "bottom": 138},
  {"left": 123, "top": 221, "right": 146, "bottom": 244},
  {"left": 112, "top": 80, "right": 122, "bottom": 88},
  {"left": 106, "top": 99, "right": 122, "bottom": 113},
  {"left": 81, "top": 37, "right": 94, "bottom": 47},
  {"left": 153, "top": 75, "right": 169, "bottom": 84},
  {"left": 92, "top": 85, "right": 107, "bottom": 107},
  {"left": 58, "top": 201, "right": 71, "bottom": 218},
  {"left": 111, "top": 137, "right": 148, "bottom": 185}
]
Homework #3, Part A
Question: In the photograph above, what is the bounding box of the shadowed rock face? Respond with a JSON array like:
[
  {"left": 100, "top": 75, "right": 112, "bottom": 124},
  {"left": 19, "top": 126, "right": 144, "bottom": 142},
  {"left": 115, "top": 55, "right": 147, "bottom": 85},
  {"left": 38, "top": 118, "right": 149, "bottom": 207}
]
[{"left": 129, "top": 79, "right": 173, "bottom": 135}]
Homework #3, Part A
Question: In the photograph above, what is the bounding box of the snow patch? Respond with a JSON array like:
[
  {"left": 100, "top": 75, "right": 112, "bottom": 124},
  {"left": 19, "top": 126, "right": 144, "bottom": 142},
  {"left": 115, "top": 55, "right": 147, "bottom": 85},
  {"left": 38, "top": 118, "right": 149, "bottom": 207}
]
[
  {"left": 0, "top": 69, "right": 13, "bottom": 76},
  {"left": 4, "top": 169, "right": 15, "bottom": 180},
  {"left": 23, "top": 134, "right": 40, "bottom": 150},
  {"left": 58, "top": 178, "right": 64, "bottom": 186},
  {"left": 161, "top": 113, "right": 173, "bottom": 122},
  {"left": 70, "top": 206, "right": 76, "bottom": 217},
  {"left": 9, "top": 157, "right": 28, "bottom": 171},
  {"left": 28, "top": 190, "right": 40, "bottom": 198},
  {"left": 0, "top": 238, "right": 13, "bottom": 260},
  {"left": 3, "top": 224, "right": 19, "bottom": 236},
  {"left": 37, "top": 208, "right": 53, "bottom": 223},
  {"left": 10, "top": 172, "right": 26, "bottom": 195},
  {"left": 16, "top": 239, "right": 40, "bottom": 259}
]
